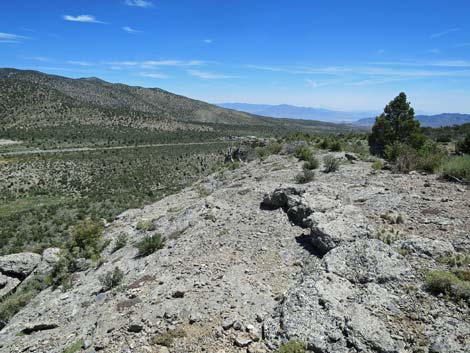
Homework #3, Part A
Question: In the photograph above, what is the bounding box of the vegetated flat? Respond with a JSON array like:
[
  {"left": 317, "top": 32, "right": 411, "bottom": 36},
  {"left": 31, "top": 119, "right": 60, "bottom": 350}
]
[{"left": 0, "top": 143, "right": 229, "bottom": 255}]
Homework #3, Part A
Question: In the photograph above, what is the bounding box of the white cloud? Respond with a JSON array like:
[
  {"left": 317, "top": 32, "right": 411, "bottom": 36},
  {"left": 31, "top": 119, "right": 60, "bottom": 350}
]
[
  {"left": 125, "top": 0, "right": 153, "bottom": 8},
  {"left": 108, "top": 61, "right": 139, "bottom": 66},
  {"left": 123, "top": 26, "right": 141, "bottom": 34},
  {"left": 139, "top": 72, "right": 169, "bottom": 79},
  {"left": 429, "top": 27, "right": 460, "bottom": 39},
  {"left": 203, "top": 39, "right": 214, "bottom": 44},
  {"left": 0, "top": 32, "right": 28, "bottom": 43},
  {"left": 63, "top": 15, "right": 105, "bottom": 23},
  {"left": 305, "top": 79, "right": 320, "bottom": 88},
  {"left": 67, "top": 61, "right": 93, "bottom": 66},
  {"left": 142, "top": 60, "right": 205, "bottom": 68},
  {"left": 187, "top": 70, "right": 234, "bottom": 79},
  {"left": 20, "top": 56, "right": 51, "bottom": 62}
]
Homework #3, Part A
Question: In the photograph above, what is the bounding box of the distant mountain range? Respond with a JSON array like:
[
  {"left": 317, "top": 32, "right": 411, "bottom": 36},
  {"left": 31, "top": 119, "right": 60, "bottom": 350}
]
[
  {"left": 354, "top": 114, "right": 470, "bottom": 128},
  {"left": 218, "top": 103, "right": 470, "bottom": 128},
  {"left": 218, "top": 103, "right": 375, "bottom": 123}
]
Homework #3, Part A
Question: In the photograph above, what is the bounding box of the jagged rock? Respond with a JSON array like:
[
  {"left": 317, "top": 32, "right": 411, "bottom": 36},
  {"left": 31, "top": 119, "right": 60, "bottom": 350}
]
[
  {"left": 324, "top": 239, "right": 411, "bottom": 283},
  {"left": 0, "top": 273, "right": 20, "bottom": 299},
  {"left": 0, "top": 252, "right": 41, "bottom": 279},
  {"left": 398, "top": 236, "right": 455, "bottom": 258},
  {"left": 261, "top": 187, "right": 304, "bottom": 210},
  {"left": 345, "top": 152, "right": 359, "bottom": 162},
  {"left": 234, "top": 335, "right": 252, "bottom": 347},
  {"left": 29, "top": 248, "right": 61, "bottom": 277},
  {"left": 308, "top": 205, "right": 372, "bottom": 254}
]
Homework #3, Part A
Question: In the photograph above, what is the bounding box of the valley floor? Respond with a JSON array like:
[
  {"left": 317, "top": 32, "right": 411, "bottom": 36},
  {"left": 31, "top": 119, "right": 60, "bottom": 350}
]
[{"left": 0, "top": 153, "right": 469, "bottom": 353}]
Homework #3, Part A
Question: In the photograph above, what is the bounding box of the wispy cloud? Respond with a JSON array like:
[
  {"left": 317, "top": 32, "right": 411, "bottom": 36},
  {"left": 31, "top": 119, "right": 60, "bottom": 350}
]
[
  {"left": 63, "top": 15, "right": 105, "bottom": 24},
  {"left": 139, "top": 72, "right": 169, "bottom": 79},
  {"left": 20, "top": 55, "right": 51, "bottom": 62},
  {"left": 377, "top": 49, "right": 385, "bottom": 55},
  {"left": 187, "top": 70, "right": 234, "bottom": 79},
  {"left": 67, "top": 60, "right": 93, "bottom": 66},
  {"left": 142, "top": 60, "right": 205, "bottom": 68},
  {"left": 203, "top": 39, "right": 214, "bottom": 44},
  {"left": 123, "top": 26, "right": 141, "bottom": 34},
  {"left": 0, "top": 32, "right": 28, "bottom": 43},
  {"left": 429, "top": 27, "right": 460, "bottom": 39},
  {"left": 427, "top": 48, "right": 441, "bottom": 54},
  {"left": 125, "top": 0, "right": 153, "bottom": 8}
]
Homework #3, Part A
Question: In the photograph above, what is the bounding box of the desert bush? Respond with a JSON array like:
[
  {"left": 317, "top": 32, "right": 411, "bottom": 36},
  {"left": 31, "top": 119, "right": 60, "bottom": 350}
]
[
  {"left": 371, "top": 160, "right": 383, "bottom": 171},
  {"left": 318, "top": 139, "right": 329, "bottom": 150},
  {"left": 62, "top": 340, "right": 84, "bottom": 353},
  {"left": 266, "top": 142, "right": 283, "bottom": 155},
  {"left": 294, "top": 146, "right": 314, "bottom": 161},
  {"left": 153, "top": 328, "right": 186, "bottom": 346},
  {"left": 426, "top": 270, "right": 470, "bottom": 302},
  {"left": 456, "top": 133, "right": 470, "bottom": 155},
  {"left": 136, "top": 219, "right": 154, "bottom": 231},
  {"left": 323, "top": 155, "right": 340, "bottom": 173},
  {"left": 112, "top": 233, "right": 128, "bottom": 253},
  {"left": 136, "top": 233, "right": 165, "bottom": 257},
  {"left": 329, "top": 140, "right": 342, "bottom": 152},
  {"left": 69, "top": 218, "right": 104, "bottom": 260},
  {"left": 100, "top": 267, "right": 124, "bottom": 291},
  {"left": 441, "top": 155, "right": 470, "bottom": 182},
  {"left": 295, "top": 170, "right": 315, "bottom": 184},
  {"left": 46, "top": 251, "right": 76, "bottom": 290},
  {"left": 302, "top": 156, "right": 319, "bottom": 170},
  {"left": 274, "top": 340, "right": 306, "bottom": 353}
]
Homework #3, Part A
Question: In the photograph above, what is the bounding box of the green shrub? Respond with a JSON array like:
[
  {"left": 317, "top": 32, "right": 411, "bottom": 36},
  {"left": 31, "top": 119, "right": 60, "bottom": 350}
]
[
  {"left": 294, "top": 146, "right": 314, "bottom": 161},
  {"left": 426, "top": 270, "right": 470, "bottom": 302},
  {"left": 99, "top": 267, "right": 124, "bottom": 291},
  {"left": 302, "top": 156, "right": 319, "bottom": 170},
  {"left": 295, "top": 170, "right": 315, "bottom": 184},
  {"left": 323, "top": 155, "right": 340, "bottom": 173},
  {"left": 266, "top": 142, "right": 283, "bottom": 155},
  {"left": 69, "top": 218, "right": 104, "bottom": 260},
  {"left": 62, "top": 340, "right": 84, "bottom": 353},
  {"left": 46, "top": 251, "right": 76, "bottom": 290},
  {"left": 152, "top": 328, "right": 186, "bottom": 346},
  {"left": 275, "top": 340, "right": 306, "bottom": 353},
  {"left": 112, "top": 233, "right": 128, "bottom": 253},
  {"left": 372, "top": 160, "right": 383, "bottom": 171},
  {"left": 136, "top": 233, "right": 165, "bottom": 257},
  {"left": 416, "top": 142, "right": 444, "bottom": 173},
  {"left": 456, "top": 133, "right": 470, "bottom": 155},
  {"left": 136, "top": 219, "right": 154, "bottom": 231},
  {"left": 329, "top": 140, "right": 342, "bottom": 152},
  {"left": 319, "top": 139, "right": 329, "bottom": 150},
  {"left": 442, "top": 155, "right": 470, "bottom": 182}
]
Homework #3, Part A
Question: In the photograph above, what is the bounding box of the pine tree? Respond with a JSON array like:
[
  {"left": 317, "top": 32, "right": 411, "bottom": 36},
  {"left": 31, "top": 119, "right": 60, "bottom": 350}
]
[{"left": 368, "top": 92, "right": 425, "bottom": 155}]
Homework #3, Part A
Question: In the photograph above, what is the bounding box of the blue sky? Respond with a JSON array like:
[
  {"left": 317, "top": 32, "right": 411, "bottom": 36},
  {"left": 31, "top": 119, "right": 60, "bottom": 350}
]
[{"left": 1, "top": 0, "right": 470, "bottom": 113}]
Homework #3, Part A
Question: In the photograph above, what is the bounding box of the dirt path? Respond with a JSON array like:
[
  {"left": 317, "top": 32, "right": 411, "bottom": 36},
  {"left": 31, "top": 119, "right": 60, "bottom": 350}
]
[{"left": 0, "top": 141, "right": 228, "bottom": 156}]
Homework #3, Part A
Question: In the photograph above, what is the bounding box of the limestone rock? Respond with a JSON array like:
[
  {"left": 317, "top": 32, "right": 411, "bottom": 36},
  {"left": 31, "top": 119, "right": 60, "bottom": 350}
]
[{"left": 0, "top": 252, "right": 41, "bottom": 278}]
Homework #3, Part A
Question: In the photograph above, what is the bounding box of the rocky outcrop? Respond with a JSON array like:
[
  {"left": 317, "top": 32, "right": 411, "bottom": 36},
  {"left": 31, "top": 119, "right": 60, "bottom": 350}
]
[
  {"left": 0, "top": 154, "right": 469, "bottom": 353},
  {"left": 0, "top": 252, "right": 41, "bottom": 279}
]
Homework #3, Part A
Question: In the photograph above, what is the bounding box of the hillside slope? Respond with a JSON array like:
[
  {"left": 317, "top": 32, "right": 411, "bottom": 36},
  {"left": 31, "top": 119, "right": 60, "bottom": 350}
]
[
  {"left": 1, "top": 153, "right": 468, "bottom": 352},
  {"left": 0, "top": 69, "right": 357, "bottom": 135}
]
